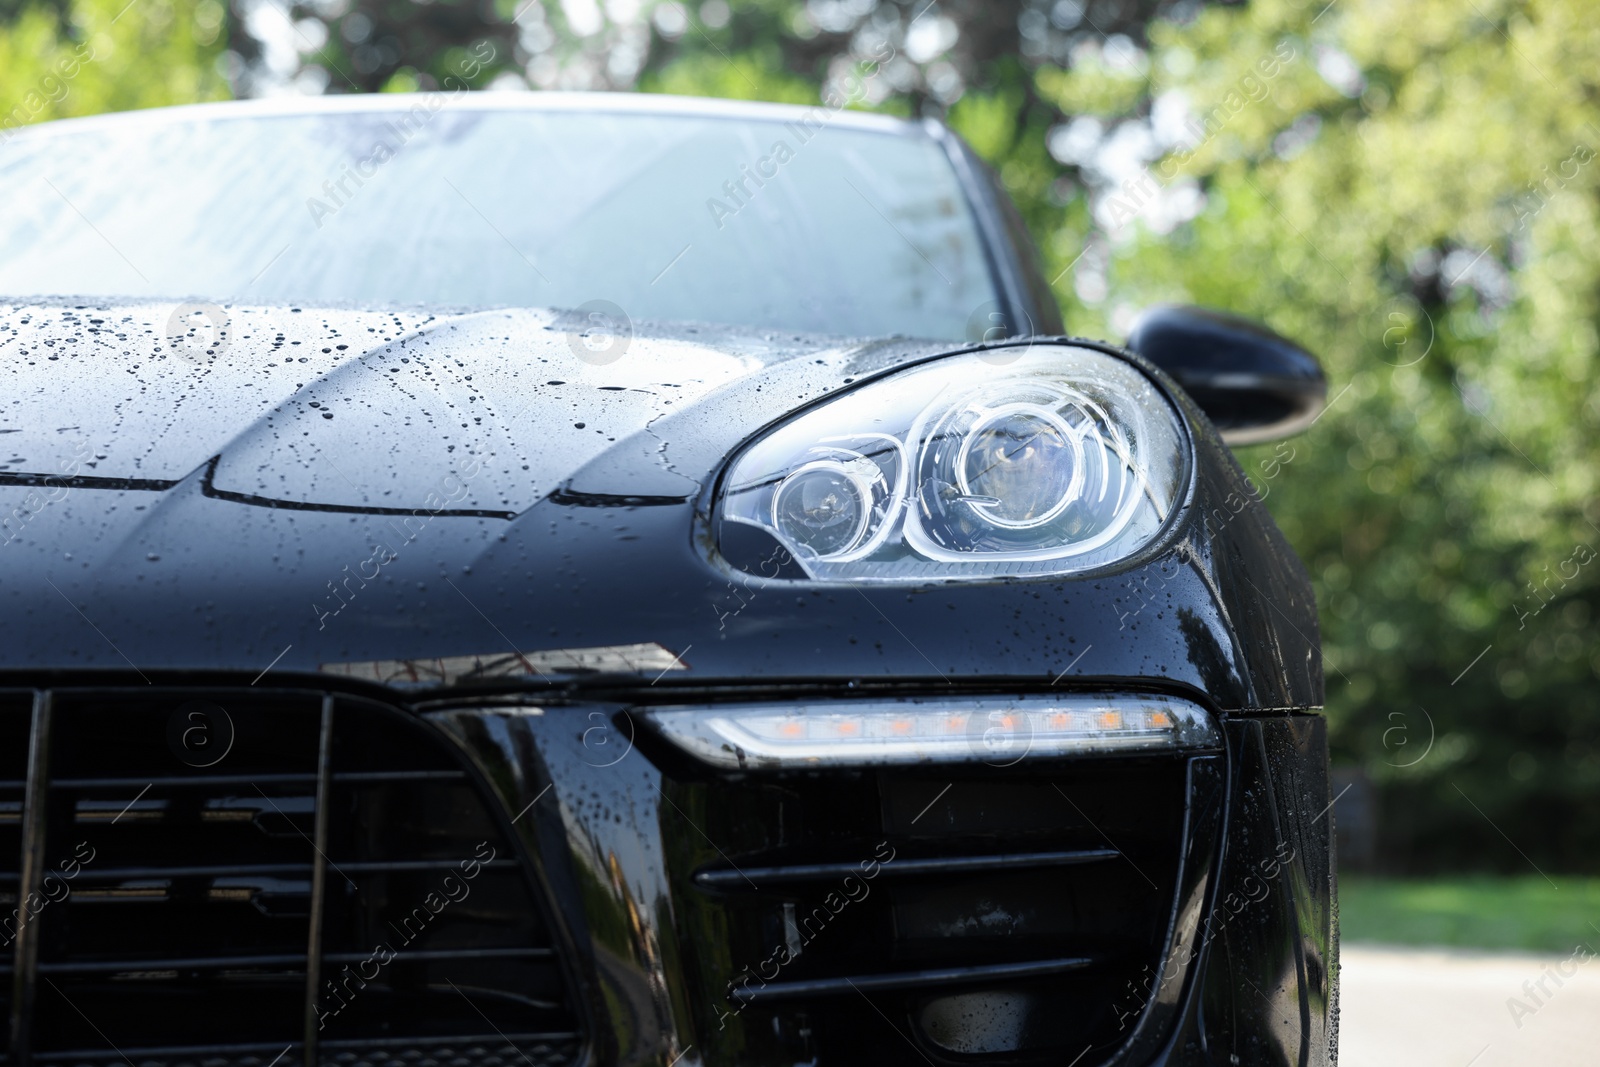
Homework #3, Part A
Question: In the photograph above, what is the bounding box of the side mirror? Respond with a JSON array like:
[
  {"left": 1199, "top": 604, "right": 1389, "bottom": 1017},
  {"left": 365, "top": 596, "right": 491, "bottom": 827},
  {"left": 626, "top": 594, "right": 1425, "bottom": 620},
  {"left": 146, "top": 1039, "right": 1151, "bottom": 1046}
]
[{"left": 1125, "top": 305, "right": 1327, "bottom": 445}]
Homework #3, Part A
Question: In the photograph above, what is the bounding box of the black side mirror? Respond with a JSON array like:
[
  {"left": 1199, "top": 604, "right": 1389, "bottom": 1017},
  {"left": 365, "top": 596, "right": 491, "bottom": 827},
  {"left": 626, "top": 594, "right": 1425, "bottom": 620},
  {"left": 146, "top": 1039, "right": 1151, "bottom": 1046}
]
[{"left": 1125, "top": 305, "right": 1327, "bottom": 445}]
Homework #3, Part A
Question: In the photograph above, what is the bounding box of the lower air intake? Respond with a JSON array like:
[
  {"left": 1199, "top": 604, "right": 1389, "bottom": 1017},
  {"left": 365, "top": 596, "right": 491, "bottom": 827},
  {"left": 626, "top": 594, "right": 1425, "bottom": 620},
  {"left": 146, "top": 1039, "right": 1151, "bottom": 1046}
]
[
  {"left": 661, "top": 750, "right": 1222, "bottom": 1066},
  {"left": 0, "top": 687, "right": 580, "bottom": 1066}
]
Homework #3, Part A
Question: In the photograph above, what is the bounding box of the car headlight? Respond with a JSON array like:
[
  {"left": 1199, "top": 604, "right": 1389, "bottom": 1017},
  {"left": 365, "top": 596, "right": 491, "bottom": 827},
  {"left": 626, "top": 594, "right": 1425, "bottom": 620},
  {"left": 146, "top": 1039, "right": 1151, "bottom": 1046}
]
[{"left": 716, "top": 345, "right": 1188, "bottom": 581}]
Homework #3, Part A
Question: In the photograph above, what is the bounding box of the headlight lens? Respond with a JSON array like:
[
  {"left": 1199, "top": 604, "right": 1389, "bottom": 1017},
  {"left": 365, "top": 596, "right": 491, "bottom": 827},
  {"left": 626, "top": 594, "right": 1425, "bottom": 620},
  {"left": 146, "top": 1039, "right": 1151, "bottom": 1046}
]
[{"left": 717, "top": 346, "right": 1187, "bottom": 581}]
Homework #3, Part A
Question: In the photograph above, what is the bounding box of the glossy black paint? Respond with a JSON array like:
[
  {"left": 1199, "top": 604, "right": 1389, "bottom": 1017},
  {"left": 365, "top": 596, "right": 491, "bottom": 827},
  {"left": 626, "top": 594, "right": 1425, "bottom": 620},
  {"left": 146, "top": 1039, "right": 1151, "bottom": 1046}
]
[
  {"left": 427, "top": 703, "right": 674, "bottom": 1067},
  {"left": 1199, "top": 715, "right": 1337, "bottom": 1067},
  {"left": 420, "top": 697, "right": 1335, "bottom": 1067},
  {"left": 0, "top": 322, "right": 1318, "bottom": 713},
  {"left": 0, "top": 96, "right": 1333, "bottom": 1066},
  {"left": 1126, "top": 306, "right": 1328, "bottom": 445}
]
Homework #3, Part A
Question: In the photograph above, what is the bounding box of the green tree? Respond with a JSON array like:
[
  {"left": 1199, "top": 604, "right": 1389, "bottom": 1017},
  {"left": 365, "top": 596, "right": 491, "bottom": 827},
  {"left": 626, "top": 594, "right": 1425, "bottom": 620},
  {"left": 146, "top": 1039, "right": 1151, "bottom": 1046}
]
[
  {"left": 1045, "top": 0, "right": 1600, "bottom": 871},
  {"left": 0, "top": 0, "right": 226, "bottom": 136}
]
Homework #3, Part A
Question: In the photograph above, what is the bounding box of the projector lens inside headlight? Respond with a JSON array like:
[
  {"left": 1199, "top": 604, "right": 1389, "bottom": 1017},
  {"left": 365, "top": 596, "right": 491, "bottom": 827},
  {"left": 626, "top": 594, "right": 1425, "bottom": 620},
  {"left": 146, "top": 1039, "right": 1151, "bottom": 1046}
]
[
  {"left": 958, "top": 405, "right": 1082, "bottom": 528},
  {"left": 716, "top": 344, "right": 1187, "bottom": 581},
  {"left": 646, "top": 694, "right": 1220, "bottom": 770},
  {"left": 773, "top": 462, "right": 869, "bottom": 557}
]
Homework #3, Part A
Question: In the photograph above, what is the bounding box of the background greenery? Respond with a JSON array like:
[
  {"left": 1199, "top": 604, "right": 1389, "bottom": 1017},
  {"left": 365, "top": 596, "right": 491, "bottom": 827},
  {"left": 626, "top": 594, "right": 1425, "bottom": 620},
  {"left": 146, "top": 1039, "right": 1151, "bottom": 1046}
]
[
  {"left": 1341, "top": 876, "right": 1600, "bottom": 952},
  {"left": 3, "top": 0, "right": 1596, "bottom": 875}
]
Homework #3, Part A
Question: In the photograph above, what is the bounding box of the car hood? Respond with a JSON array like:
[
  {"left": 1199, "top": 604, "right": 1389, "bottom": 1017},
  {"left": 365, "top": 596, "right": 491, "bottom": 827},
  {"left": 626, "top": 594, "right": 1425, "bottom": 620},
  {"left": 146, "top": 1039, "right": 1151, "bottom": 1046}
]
[
  {"left": 0, "top": 301, "right": 910, "bottom": 513},
  {"left": 0, "top": 299, "right": 1319, "bottom": 711}
]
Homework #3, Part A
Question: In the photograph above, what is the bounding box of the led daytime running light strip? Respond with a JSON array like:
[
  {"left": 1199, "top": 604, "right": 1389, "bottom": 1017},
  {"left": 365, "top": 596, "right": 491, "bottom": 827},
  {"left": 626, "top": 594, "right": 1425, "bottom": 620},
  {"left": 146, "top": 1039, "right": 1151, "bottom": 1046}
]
[{"left": 646, "top": 694, "right": 1219, "bottom": 769}]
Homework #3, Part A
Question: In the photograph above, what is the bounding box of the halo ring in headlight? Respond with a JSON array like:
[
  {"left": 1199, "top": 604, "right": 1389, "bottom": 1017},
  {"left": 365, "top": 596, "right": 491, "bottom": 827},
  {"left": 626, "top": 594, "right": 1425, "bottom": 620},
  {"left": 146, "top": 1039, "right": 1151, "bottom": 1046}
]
[
  {"left": 771, "top": 459, "right": 873, "bottom": 559},
  {"left": 955, "top": 402, "right": 1086, "bottom": 530}
]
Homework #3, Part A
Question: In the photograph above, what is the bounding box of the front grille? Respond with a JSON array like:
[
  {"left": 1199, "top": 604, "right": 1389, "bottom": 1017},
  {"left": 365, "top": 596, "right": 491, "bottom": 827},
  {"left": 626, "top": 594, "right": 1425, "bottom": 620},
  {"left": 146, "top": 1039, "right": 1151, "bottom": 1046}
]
[
  {"left": 663, "top": 751, "right": 1222, "bottom": 1065},
  {"left": 0, "top": 687, "right": 580, "bottom": 1066}
]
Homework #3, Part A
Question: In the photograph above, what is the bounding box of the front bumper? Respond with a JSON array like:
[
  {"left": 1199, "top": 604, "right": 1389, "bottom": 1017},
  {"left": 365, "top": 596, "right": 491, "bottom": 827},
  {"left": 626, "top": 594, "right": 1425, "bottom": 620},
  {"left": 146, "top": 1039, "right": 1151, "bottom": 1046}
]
[
  {"left": 433, "top": 686, "right": 1337, "bottom": 1067},
  {"left": 0, "top": 681, "right": 1333, "bottom": 1067}
]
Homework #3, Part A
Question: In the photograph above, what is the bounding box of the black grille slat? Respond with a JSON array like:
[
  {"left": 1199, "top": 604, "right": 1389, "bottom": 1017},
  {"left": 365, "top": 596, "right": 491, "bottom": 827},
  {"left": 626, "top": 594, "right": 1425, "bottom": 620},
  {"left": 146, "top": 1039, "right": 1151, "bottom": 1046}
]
[
  {"left": 0, "top": 693, "right": 29, "bottom": 1065},
  {"left": 8, "top": 692, "right": 51, "bottom": 1065},
  {"left": 695, "top": 846, "right": 1122, "bottom": 888},
  {"left": 67, "top": 860, "right": 522, "bottom": 879},
  {"left": 31, "top": 947, "right": 559, "bottom": 976},
  {"left": 666, "top": 758, "right": 1196, "bottom": 1066},
  {"left": 731, "top": 955, "right": 1097, "bottom": 1003},
  {"left": 0, "top": 687, "right": 579, "bottom": 1065},
  {"left": 51, "top": 771, "right": 467, "bottom": 789},
  {"left": 33, "top": 1031, "right": 582, "bottom": 1067},
  {"left": 302, "top": 694, "right": 335, "bottom": 1061}
]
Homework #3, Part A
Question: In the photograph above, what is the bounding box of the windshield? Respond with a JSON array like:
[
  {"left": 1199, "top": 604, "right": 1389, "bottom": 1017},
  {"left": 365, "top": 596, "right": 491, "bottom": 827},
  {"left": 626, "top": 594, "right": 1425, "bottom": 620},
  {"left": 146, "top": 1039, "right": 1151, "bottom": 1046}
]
[{"left": 0, "top": 101, "right": 999, "bottom": 341}]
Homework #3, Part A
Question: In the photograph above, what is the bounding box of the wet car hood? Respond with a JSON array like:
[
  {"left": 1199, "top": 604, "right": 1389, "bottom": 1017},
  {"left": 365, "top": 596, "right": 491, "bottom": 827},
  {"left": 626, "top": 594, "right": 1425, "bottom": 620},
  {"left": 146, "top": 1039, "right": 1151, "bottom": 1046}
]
[
  {"left": 0, "top": 301, "right": 913, "bottom": 513},
  {"left": 0, "top": 299, "right": 1320, "bottom": 711}
]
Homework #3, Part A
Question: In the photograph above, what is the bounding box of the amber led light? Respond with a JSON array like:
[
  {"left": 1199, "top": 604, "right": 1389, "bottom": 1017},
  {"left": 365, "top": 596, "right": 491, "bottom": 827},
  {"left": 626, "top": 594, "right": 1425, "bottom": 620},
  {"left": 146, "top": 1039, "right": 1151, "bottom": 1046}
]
[{"left": 646, "top": 694, "right": 1218, "bottom": 769}]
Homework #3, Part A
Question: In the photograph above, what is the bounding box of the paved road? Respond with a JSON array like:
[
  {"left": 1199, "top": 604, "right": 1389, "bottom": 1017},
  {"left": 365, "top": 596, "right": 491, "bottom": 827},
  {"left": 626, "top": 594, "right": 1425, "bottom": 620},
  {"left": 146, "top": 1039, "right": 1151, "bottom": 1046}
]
[{"left": 1340, "top": 943, "right": 1600, "bottom": 1066}]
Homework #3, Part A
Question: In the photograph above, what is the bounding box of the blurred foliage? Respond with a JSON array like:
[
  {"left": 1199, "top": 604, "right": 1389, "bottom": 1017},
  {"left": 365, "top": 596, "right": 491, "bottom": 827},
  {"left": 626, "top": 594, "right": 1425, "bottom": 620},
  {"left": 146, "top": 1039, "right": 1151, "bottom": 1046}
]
[
  {"left": 1341, "top": 875, "right": 1600, "bottom": 952},
  {"left": 0, "top": 0, "right": 225, "bottom": 132},
  {"left": 1089, "top": 0, "right": 1600, "bottom": 877},
  {"left": 1, "top": 0, "right": 1596, "bottom": 872}
]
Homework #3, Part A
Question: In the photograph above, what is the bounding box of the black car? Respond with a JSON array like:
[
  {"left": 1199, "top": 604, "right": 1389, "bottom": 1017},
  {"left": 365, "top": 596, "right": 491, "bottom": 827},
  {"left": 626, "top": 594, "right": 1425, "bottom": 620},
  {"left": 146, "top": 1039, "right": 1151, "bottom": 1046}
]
[{"left": 0, "top": 94, "right": 1334, "bottom": 1067}]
